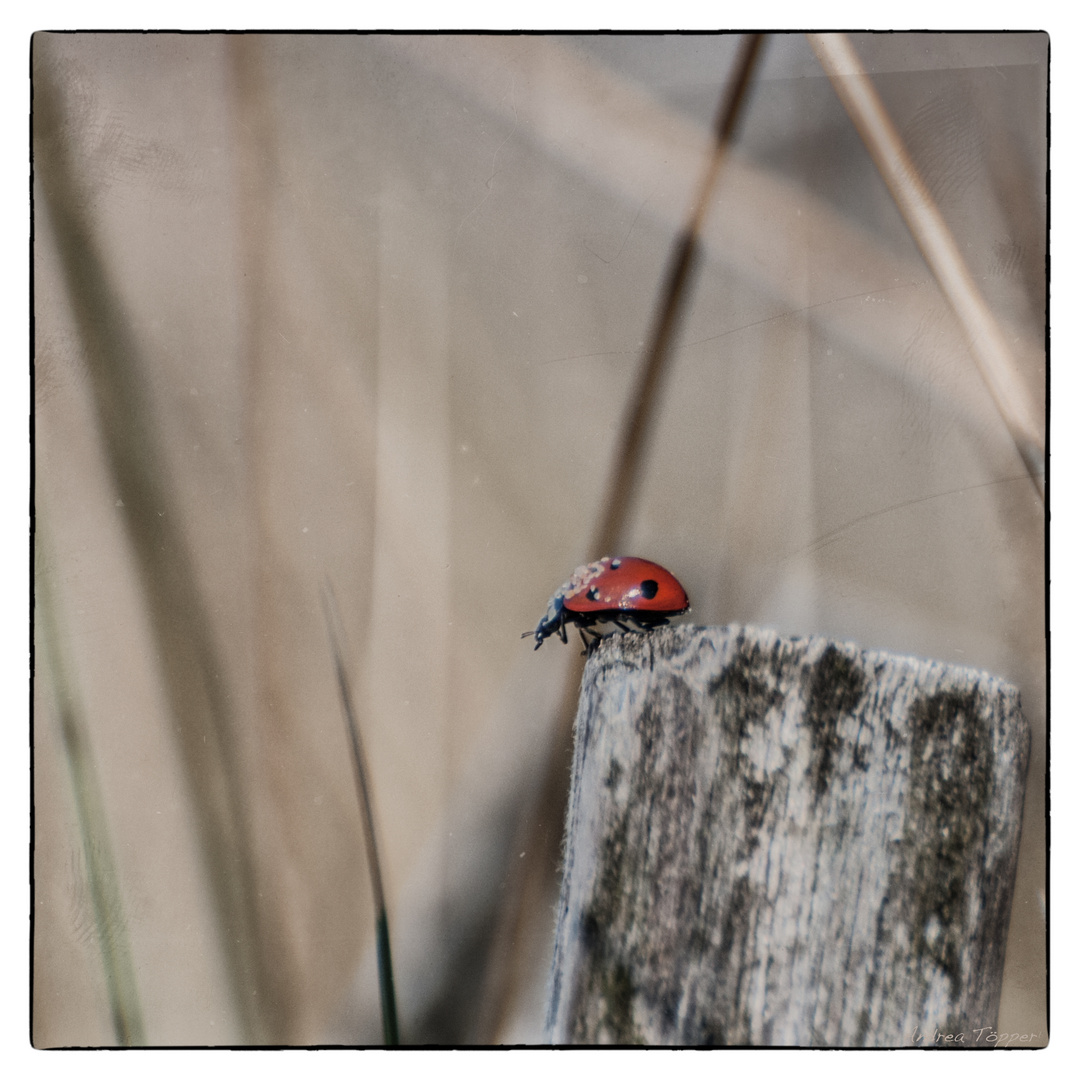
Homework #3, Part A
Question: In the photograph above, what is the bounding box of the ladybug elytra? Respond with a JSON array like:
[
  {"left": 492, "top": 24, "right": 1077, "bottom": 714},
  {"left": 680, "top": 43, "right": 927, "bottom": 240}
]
[{"left": 523, "top": 556, "right": 690, "bottom": 651}]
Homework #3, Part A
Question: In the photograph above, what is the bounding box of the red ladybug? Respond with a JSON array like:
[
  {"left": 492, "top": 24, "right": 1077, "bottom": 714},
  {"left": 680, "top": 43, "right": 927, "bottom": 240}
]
[{"left": 524, "top": 556, "right": 690, "bottom": 651}]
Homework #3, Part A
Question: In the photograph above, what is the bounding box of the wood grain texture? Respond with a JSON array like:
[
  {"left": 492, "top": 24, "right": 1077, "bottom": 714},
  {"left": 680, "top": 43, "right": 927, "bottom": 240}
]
[{"left": 544, "top": 625, "right": 1030, "bottom": 1046}]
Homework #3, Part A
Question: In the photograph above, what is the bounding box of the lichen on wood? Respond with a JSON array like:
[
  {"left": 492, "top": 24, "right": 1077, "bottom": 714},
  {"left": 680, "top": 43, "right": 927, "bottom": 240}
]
[{"left": 544, "top": 625, "right": 1030, "bottom": 1046}]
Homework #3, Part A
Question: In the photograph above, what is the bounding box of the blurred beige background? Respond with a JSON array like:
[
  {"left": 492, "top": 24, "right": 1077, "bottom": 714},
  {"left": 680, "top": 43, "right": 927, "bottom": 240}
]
[{"left": 33, "top": 32, "right": 1045, "bottom": 1046}]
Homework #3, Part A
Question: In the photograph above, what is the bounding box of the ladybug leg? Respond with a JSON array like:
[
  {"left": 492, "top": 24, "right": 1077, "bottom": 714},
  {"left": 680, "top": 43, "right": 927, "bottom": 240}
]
[
  {"left": 579, "top": 626, "right": 603, "bottom": 656},
  {"left": 557, "top": 613, "right": 568, "bottom": 645}
]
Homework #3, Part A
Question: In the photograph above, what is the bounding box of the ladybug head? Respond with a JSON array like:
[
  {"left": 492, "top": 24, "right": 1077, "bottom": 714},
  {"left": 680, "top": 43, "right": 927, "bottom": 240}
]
[{"left": 521, "top": 594, "right": 566, "bottom": 649}]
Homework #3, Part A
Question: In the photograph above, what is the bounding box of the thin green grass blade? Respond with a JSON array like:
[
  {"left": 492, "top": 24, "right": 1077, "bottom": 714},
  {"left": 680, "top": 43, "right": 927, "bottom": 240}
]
[
  {"left": 375, "top": 910, "right": 399, "bottom": 1046},
  {"left": 322, "top": 584, "right": 400, "bottom": 1046},
  {"left": 36, "top": 526, "right": 146, "bottom": 1046}
]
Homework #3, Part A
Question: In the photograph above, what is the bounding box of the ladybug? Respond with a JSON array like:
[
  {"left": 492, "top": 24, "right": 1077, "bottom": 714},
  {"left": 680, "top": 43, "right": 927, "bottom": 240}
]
[{"left": 523, "top": 556, "right": 690, "bottom": 651}]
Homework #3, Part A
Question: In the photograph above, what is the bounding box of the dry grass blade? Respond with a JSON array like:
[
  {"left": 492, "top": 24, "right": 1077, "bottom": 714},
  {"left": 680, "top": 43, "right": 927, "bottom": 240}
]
[
  {"left": 591, "top": 32, "right": 766, "bottom": 558},
  {"left": 477, "top": 35, "right": 767, "bottom": 1041},
  {"left": 35, "top": 525, "right": 146, "bottom": 1046},
  {"left": 321, "top": 584, "right": 399, "bottom": 1046},
  {"left": 807, "top": 33, "right": 1045, "bottom": 500}
]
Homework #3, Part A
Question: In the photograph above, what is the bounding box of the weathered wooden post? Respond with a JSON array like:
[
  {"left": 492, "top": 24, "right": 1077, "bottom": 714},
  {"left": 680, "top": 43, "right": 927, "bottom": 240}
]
[{"left": 545, "top": 625, "right": 1029, "bottom": 1046}]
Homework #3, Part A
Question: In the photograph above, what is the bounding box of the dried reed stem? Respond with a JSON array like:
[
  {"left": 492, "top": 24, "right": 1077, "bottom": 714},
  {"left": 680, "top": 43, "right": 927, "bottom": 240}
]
[
  {"left": 591, "top": 33, "right": 766, "bottom": 558},
  {"left": 807, "top": 33, "right": 1044, "bottom": 500}
]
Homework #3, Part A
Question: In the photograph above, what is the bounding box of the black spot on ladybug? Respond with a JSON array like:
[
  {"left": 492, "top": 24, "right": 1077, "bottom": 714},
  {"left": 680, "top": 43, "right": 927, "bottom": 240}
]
[
  {"left": 587, "top": 587, "right": 600, "bottom": 601},
  {"left": 640, "top": 579, "right": 659, "bottom": 600}
]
